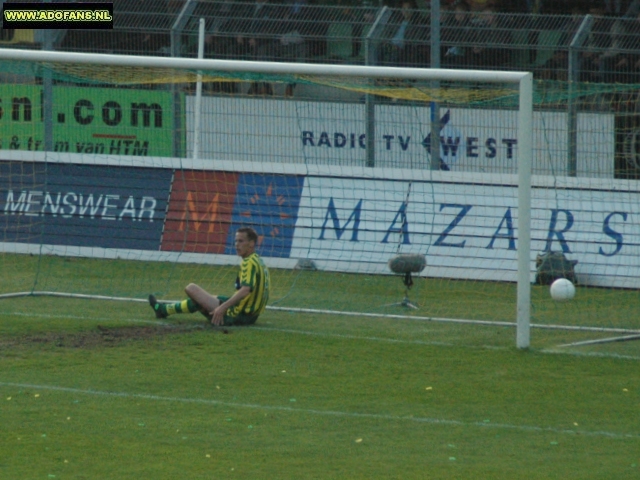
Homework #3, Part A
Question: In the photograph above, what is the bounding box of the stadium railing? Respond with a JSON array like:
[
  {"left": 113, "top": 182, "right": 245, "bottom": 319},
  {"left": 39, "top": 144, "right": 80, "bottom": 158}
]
[
  {"left": 3, "top": 1, "right": 640, "bottom": 176},
  {"left": 9, "top": 2, "right": 638, "bottom": 85}
]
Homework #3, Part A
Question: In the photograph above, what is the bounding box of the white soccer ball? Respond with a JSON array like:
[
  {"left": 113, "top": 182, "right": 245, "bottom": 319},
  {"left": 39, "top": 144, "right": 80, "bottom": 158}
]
[{"left": 550, "top": 278, "right": 575, "bottom": 301}]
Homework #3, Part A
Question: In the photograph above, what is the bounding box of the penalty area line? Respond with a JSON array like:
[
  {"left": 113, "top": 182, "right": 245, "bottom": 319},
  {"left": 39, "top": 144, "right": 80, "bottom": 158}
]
[
  {"left": 6, "top": 311, "right": 640, "bottom": 361},
  {"left": 268, "top": 306, "right": 640, "bottom": 335},
  {"left": 255, "top": 325, "right": 640, "bottom": 360},
  {"left": 6, "top": 293, "right": 639, "bottom": 335},
  {"left": 0, "top": 381, "right": 638, "bottom": 440}
]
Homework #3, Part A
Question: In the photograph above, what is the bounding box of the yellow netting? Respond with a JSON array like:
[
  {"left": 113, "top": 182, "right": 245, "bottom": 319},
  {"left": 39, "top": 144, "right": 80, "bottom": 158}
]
[
  {"left": 42, "top": 62, "right": 519, "bottom": 105},
  {"left": 3, "top": 60, "right": 639, "bottom": 108}
]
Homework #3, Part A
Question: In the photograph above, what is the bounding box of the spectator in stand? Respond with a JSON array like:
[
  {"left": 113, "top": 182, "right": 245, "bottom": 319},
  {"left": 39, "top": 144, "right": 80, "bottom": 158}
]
[
  {"left": 352, "top": 5, "right": 377, "bottom": 61},
  {"left": 380, "top": 1, "right": 428, "bottom": 67},
  {"left": 604, "top": 0, "right": 634, "bottom": 16},
  {"left": 464, "top": 0, "right": 496, "bottom": 11},
  {"left": 527, "top": 8, "right": 578, "bottom": 81},
  {"left": 110, "top": 0, "right": 170, "bottom": 56},
  {"left": 597, "top": 12, "right": 640, "bottom": 84},
  {"left": 203, "top": 2, "right": 234, "bottom": 59},
  {"left": 381, "top": 1, "right": 414, "bottom": 66},
  {"left": 320, "top": 4, "right": 357, "bottom": 62},
  {"left": 235, "top": 0, "right": 283, "bottom": 60},
  {"left": 279, "top": 0, "right": 311, "bottom": 61},
  {"left": 405, "top": 7, "right": 430, "bottom": 67},
  {"left": 201, "top": 3, "right": 239, "bottom": 93},
  {"left": 279, "top": 0, "right": 313, "bottom": 96},
  {"left": 442, "top": 1, "right": 472, "bottom": 68},
  {"left": 561, "top": 0, "right": 630, "bottom": 15},
  {"left": 232, "top": 0, "right": 285, "bottom": 95},
  {"left": 495, "top": 0, "right": 533, "bottom": 13},
  {"left": 579, "top": 3, "right": 615, "bottom": 82},
  {"left": 467, "top": 7, "right": 512, "bottom": 70}
]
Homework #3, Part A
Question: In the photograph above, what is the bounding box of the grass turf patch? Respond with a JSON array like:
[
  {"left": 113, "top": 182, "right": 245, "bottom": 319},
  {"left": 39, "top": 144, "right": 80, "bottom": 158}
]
[{"left": 1, "top": 305, "right": 639, "bottom": 479}]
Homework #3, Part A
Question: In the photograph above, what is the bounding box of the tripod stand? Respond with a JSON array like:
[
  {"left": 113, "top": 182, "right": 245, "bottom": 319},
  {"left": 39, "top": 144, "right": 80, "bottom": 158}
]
[{"left": 385, "top": 271, "right": 419, "bottom": 309}]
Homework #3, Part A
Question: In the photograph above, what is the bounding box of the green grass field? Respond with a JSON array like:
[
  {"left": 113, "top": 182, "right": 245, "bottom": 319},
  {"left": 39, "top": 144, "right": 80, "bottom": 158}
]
[{"left": 1, "top": 254, "right": 639, "bottom": 478}]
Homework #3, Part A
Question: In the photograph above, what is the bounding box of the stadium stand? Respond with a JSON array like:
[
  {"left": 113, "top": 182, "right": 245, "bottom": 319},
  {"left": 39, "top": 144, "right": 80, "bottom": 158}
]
[{"left": 0, "top": 1, "right": 634, "bottom": 100}]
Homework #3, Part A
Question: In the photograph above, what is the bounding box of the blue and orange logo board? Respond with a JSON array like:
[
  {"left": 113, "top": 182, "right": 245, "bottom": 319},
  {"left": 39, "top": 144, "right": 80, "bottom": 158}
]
[
  {"left": 161, "top": 171, "right": 304, "bottom": 258},
  {"left": 225, "top": 173, "right": 305, "bottom": 258},
  {"left": 161, "top": 170, "right": 238, "bottom": 254}
]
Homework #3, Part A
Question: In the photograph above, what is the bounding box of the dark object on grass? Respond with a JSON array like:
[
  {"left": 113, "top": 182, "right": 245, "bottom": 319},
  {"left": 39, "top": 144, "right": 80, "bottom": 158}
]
[{"left": 535, "top": 251, "right": 578, "bottom": 285}]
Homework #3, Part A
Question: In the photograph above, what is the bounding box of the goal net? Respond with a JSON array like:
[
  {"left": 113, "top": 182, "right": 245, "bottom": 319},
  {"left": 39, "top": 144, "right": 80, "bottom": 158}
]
[{"left": 0, "top": 48, "right": 638, "bottom": 349}]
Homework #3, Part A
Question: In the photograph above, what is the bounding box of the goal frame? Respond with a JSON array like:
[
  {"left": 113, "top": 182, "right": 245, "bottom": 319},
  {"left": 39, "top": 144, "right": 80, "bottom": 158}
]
[{"left": 0, "top": 48, "right": 534, "bottom": 348}]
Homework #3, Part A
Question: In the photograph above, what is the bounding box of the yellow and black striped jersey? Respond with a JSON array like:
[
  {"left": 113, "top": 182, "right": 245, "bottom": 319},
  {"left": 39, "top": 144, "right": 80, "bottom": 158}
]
[{"left": 230, "top": 252, "right": 270, "bottom": 317}]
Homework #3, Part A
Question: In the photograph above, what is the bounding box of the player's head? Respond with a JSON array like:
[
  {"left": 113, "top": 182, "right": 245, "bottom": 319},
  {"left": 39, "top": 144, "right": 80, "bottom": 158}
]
[{"left": 235, "top": 227, "right": 258, "bottom": 258}]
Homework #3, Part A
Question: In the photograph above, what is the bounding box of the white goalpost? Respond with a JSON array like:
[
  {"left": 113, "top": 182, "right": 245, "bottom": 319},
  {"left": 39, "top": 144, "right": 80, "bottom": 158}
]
[{"left": 0, "top": 47, "right": 535, "bottom": 347}]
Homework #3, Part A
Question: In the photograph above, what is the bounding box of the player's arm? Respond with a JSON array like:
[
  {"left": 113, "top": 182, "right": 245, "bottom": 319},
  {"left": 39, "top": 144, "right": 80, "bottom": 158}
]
[{"left": 211, "top": 286, "right": 251, "bottom": 325}]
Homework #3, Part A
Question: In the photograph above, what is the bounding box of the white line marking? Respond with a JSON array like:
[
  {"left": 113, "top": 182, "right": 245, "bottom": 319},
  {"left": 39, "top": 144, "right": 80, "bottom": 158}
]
[
  {"left": 556, "top": 334, "right": 640, "bottom": 348},
  {"left": 541, "top": 349, "right": 640, "bottom": 361},
  {"left": 256, "top": 326, "right": 640, "bottom": 360},
  {"left": 1, "top": 381, "right": 637, "bottom": 440},
  {"left": 5, "top": 312, "right": 640, "bottom": 361},
  {"left": 6, "top": 291, "right": 640, "bottom": 335},
  {"left": 268, "top": 306, "right": 640, "bottom": 334}
]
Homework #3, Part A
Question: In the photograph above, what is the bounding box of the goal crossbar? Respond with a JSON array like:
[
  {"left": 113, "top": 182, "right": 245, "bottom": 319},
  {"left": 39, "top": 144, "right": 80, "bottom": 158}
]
[{"left": 0, "top": 47, "right": 531, "bottom": 83}]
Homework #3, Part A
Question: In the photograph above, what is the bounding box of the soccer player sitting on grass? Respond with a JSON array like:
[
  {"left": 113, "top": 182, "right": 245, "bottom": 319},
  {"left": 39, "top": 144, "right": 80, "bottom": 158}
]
[{"left": 148, "top": 227, "right": 270, "bottom": 326}]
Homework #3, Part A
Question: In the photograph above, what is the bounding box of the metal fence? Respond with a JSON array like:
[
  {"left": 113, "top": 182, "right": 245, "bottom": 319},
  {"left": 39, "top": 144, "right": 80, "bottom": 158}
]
[
  {"left": 4, "top": 0, "right": 640, "bottom": 85},
  {"left": 4, "top": 1, "right": 640, "bottom": 176}
]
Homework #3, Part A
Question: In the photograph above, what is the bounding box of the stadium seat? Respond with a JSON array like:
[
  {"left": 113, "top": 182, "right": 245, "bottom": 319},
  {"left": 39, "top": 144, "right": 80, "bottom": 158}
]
[
  {"left": 532, "top": 29, "right": 564, "bottom": 68},
  {"left": 323, "top": 21, "right": 355, "bottom": 62},
  {"left": 510, "top": 30, "right": 531, "bottom": 70},
  {"left": 511, "top": 28, "right": 563, "bottom": 71}
]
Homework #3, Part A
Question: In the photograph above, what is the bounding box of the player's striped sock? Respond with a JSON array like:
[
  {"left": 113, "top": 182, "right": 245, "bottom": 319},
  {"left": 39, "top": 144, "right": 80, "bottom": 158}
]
[
  {"left": 154, "top": 302, "right": 167, "bottom": 317},
  {"left": 165, "top": 299, "right": 200, "bottom": 316}
]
